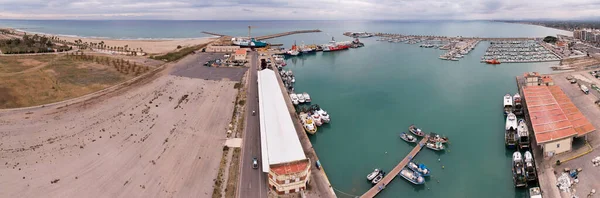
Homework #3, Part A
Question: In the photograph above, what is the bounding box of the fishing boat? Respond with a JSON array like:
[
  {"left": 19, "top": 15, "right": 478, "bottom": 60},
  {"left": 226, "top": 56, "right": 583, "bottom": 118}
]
[
  {"left": 524, "top": 151, "right": 537, "bottom": 181},
  {"left": 513, "top": 93, "right": 523, "bottom": 116},
  {"left": 517, "top": 119, "right": 530, "bottom": 149},
  {"left": 231, "top": 37, "right": 268, "bottom": 48},
  {"left": 290, "top": 94, "right": 299, "bottom": 105},
  {"left": 322, "top": 37, "right": 350, "bottom": 52},
  {"left": 371, "top": 171, "right": 385, "bottom": 185},
  {"left": 311, "top": 113, "right": 323, "bottom": 126},
  {"left": 529, "top": 187, "right": 542, "bottom": 198},
  {"left": 505, "top": 113, "right": 518, "bottom": 149},
  {"left": 503, "top": 94, "right": 513, "bottom": 115},
  {"left": 426, "top": 142, "right": 444, "bottom": 151},
  {"left": 399, "top": 167, "right": 425, "bottom": 185},
  {"left": 512, "top": 151, "right": 527, "bottom": 187},
  {"left": 366, "top": 169, "right": 381, "bottom": 181},
  {"left": 427, "top": 133, "right": 449, "bottom": 144},
  {"left": 297, "top": 93, "right": 306, "bottom": 103},
  {"left": 299, "top": 113, "right": 317, "bottom": 134},
  {"left": 400, "top": 132, "right": 417, "bottom": 143},
  {"left": 407, "top": 161, "right": 430, "bottom": 176},
  {"left": 408, "top": 124, "right": 425, "bottom": 137},
  {"left": 486, "top": 59, "right": 501, "bottom": 64},
  {"left": 316, "top": 108, "right": 330, "bottom": 123},
  {"left": 302, "top": 92, "right": 311, "bottom": 103}
]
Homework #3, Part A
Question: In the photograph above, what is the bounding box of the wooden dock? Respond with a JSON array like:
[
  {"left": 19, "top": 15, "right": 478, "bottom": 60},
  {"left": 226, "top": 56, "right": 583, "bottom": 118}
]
[{"left": 361, "top": 136, "right": 429, "bottom": 198}]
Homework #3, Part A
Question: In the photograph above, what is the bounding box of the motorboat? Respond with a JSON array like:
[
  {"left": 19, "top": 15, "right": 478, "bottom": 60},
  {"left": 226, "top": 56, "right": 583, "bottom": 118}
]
[
  {"left": 517, "top": 119, "right": 530, "bottom": 149},
  {"left": 400, "top": 132, "right": 417, "bottom": 143},
  {"left": 513, "top": 93, "right": 523, "bottom": 116},
  {"left": 503, "top": 94, "right": 513, "bottom": 115},
  {"left": 290, "top": 94, "right": 299, "bottom": 105},
  {"left": 366, "top": 169, "right": 380, "bottom": 181},
  {"left": 291, "top": 76, "right": 296, "bottom": 83},
  {"left": 299, "top": 113, "right": 317, "bottom": 134},
  {"left": 297, "top": 93, "right": 306, "bottom": 103},
  {"left": 524, "top": 151, "right": 537, "bottom": 181},
  {"left": 408, "top": 124, "right": 425, "bottom": 137},
  {"left": 486, "top": 59, "right": 501, "bottom": 64},
  {"left": 316, "top": 108, "right": 330, "bottom": 123},
  {"left": 426, "top": 142, "right": 445, "bottom": 151},
  {"left": 371, "top": 171, "right": 385, "bottom": 185},
  {"left": 529, "top": 187, "right": 542, "bottom": 198},
  {"left": 427, "top": 133, "right": 449, "bottom": 144},
  {"left": 303, "top": 92, "right": 311, "bottom": 103},
  {"left": 399, "top": 167, "right": 425, "bottom": 185},
  {"left": 505, "top": 113, "right": 518, "bottom": 148},
  {"left": 512, "top": 151, "right": 527, "bottom": 187},
  {"left": 311, "top": 113, "right": 323, "bottom": 126},
  {"left": 407, "top": 161, "right": 430, "bottom": 176}
]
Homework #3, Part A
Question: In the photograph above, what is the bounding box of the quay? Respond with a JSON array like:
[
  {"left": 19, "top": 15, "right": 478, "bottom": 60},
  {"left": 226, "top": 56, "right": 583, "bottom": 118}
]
[
  {"left": 268, "top": 53, "right": 337, "bottom": 197},
  {"left": 361, "top": 136, "right": 429, "bottom": 198},
  {"left": 374, "top": 33, "right": 539, "bottom": 41},
  {"left": 202, "top": 29, "right": 321, "bottom": 41}
]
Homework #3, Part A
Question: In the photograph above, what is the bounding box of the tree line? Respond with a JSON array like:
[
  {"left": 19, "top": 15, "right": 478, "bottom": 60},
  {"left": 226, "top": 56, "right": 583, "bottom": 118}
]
[
  {"left": 0, "top": 34, "right": 71, "bottom": 54},
  {"left": 66, "top": 52, "right": 151, "bottom": 76}
]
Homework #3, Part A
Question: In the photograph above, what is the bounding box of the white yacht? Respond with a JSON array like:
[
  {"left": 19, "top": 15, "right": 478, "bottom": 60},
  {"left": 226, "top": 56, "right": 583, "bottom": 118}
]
[
  {"left": 290, "top": 94, "right": 299, "bottom": 105},
  {"left": 503, "top": 93, "right": 513, "bottom": 115},
  {"left": 505, "top": 113, "right": 518, "bottom": 148},
  {"left": 505, "top": 113, "right": 518, "bottom": 131},
  {"left": 517, "top": 119, "right": 529, "bottom": 149},
  {"left": 311, "top": 113, "right": 323, "bottom": 126},
  {"left": 317, "top": 109, "right": 330, "bottom": 123},
  {"left": 297, "top": 93, "right": 306, "bottom": 103},
  {"left": 366, "top": 169, "right": 380, "bottom": 181},
  {"left": 303, "top": 92, "right": 311, "bottom": 103}
]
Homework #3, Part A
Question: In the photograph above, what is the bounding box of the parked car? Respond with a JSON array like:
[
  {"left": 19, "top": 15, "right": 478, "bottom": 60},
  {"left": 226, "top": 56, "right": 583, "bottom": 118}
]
[{"left": 252, "top": 157, "right": 258, "bottom": 169}]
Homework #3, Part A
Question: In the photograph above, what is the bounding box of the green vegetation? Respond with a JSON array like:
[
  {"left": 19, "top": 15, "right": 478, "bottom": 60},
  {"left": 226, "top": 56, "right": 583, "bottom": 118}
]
[
  {"left": 151, "top": 43, "right": 208, "bottom": 62},
  {"left": 0, "top": 34, "right": 71, "bottom": 54},
  {"left": 66, "top": 53, "right": 150, "bottom": 76},
  {"left": 543, "top": 36, "right": 558, "bottom": 43},
  {"left": 212, "top": 146, "right": 230, "bottom": 198},
  {"left": 225, "top": 148, "right": 241, "bottom": 198}
]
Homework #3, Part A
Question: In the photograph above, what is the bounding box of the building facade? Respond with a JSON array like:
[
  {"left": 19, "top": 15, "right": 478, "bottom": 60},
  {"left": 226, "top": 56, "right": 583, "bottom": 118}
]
[
  {"left": 234, "top": 49, "right": 247, "bottom": 61},
  {"left": 205, "top": 45, "right": 240, "bottom": 53},
  {"left": 268, "top": 159, "right": 311, "bottom": 195}
]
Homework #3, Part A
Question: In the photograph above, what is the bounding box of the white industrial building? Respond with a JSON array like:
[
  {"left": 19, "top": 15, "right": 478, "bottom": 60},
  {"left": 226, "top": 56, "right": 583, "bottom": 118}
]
[{"left": 258, "top": 69, "right": 311, "bottom": 195}]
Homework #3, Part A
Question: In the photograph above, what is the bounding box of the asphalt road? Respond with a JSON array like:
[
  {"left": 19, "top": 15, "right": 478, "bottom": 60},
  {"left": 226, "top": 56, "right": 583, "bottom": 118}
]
[{"left": 238, "top": 51, "right": 267, "bottom": 198}]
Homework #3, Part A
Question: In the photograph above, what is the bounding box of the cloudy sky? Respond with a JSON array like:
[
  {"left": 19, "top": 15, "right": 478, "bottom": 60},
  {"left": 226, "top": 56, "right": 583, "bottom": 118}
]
[{"left": 0, "top": 0, "right": 599, "bottom": 20}]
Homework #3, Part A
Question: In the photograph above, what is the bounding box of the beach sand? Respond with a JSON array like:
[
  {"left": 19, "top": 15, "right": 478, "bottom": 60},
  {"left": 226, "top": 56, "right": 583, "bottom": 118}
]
[
  {"left": 8, "top": 29, "right": 217, "bottom": 54},
  {"left": 0, "top": 74, "right": 237, "bottom": 197}
]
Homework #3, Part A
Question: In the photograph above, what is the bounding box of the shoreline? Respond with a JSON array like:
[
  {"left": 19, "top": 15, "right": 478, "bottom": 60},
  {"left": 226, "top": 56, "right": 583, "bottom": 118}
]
[
  {"left": 507, "top": 22, "right": 574, "bottom": 35},
  {"left": 3, "top": 28, "right": 218, "bottom": 54}
]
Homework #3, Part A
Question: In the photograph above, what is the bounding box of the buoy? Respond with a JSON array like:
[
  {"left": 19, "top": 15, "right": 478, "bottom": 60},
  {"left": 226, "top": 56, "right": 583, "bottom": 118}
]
[
  {"left": 437, "top": 180, "right": 440, "bottom": 183},
  {"left": 385, "top": 152, "right": 388, "bottom": 154},
  {"left": 438, "top": 158, "right": 441, "bottom": 162},
  {"left": 442, "top": 166, "right": 445, "bottom": 169}
]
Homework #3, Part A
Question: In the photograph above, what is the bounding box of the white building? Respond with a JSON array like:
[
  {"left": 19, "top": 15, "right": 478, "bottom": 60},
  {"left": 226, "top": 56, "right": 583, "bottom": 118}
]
[{"left": 258, "top": 69, "right": 311, "bottom": 195}]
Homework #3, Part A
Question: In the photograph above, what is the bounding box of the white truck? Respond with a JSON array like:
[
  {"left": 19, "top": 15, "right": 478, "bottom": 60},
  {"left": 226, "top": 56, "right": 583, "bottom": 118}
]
[{"left": 581, "top": 84, "right": 590, "bottom": 95}]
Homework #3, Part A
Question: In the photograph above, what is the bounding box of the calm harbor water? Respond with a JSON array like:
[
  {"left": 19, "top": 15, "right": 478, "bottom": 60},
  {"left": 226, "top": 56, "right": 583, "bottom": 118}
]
[{"left": 0, "top": 20, "right": 570, "bottom": 197}]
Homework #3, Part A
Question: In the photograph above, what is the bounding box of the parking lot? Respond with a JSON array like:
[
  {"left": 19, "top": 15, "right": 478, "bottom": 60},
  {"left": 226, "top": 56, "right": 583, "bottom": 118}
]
[
  {"left": 170, "top": 52, "right": 248, "bottom": 81},
  {"left": 547, "top": 70, "right": 600, "bottom": 198}
]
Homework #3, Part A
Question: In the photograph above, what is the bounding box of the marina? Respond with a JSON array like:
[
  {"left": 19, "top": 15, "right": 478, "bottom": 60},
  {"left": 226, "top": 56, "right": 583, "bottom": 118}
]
[{"left": 482, "top": 40, "right": 561, "bottom": 63}]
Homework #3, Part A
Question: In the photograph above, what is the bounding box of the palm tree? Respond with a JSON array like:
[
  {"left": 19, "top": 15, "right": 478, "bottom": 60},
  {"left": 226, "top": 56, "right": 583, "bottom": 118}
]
[{"left": 124, "top": 45, "right": 128, "bottom": 52}]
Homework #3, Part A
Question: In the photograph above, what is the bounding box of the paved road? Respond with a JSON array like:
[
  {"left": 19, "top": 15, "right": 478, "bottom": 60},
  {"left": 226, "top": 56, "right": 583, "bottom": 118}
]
[{"left": 238, "top": 51, "right": 267, "bottom": 198}]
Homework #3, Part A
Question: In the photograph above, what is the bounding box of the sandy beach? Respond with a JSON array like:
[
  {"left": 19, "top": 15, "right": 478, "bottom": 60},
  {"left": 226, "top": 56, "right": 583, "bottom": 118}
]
[
  {"left": 7, "top": 29, "right": 217, "bottom": 54},
  {"left": 0, "top": 73, "right": 238, "bottom": 197}
]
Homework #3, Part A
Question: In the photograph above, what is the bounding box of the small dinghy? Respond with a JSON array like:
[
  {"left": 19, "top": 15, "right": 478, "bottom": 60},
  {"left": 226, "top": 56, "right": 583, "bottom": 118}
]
[
  {"left": 426, "top": 142, "right": 445, "bottom": 151},
  {"left": 408, "top": 124, "right": 425, "bottom": 137},
  {"left": 399, "top": 167, "right": 425, "bottom": 185},
  {"left": 400, "top": 132, "right": 417, "bottom": 143},
  {"left": 407, "top": 161, "right": 430, "bottom": 176},
  {"left": 371, "top": 171, "right": 385, "bottom": 185},
  {"left": 366, "top": 169, "right": 380, "bottom": 181}
]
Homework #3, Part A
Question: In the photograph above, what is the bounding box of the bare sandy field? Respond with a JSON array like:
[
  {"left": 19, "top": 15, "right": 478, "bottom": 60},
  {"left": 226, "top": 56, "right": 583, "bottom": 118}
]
[{"left": 0, "top": 74, "right": 237, "bottom": 197}]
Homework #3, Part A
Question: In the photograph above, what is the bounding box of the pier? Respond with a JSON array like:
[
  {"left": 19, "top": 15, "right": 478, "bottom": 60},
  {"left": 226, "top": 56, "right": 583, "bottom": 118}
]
[
  {"left": 202, "top": 29, "right": 321, "bottom": 40},
  {"left": 361, "top": 136, "right": 429, "bottom": 198}
]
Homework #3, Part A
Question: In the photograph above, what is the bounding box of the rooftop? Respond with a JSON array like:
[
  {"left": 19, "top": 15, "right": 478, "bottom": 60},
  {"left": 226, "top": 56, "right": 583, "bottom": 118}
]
[
  {"left": 270, "top": 159, "right": 310, "bottom": 176},
  {"left": 522, "top": 85, "right": 595, "bottom": 144},
  {"left": 235, "top": 49, "right": 247, "bottom": 55},
  {"left": 258, "top": 69, "right": 306, "bottom": 172}
]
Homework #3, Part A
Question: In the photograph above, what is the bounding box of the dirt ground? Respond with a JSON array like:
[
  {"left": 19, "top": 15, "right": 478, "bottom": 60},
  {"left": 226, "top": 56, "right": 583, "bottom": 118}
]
[
  {"left": 0, "top": 55, "right": 131, "bottom": 108},
  {"left": 0, "top": 71, "right": 238, "bottom": 197}
]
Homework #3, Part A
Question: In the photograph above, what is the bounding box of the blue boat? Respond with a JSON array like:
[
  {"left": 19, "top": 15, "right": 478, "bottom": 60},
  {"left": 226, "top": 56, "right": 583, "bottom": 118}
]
[{"left": 407, "top": 161, "right": 430, "bottom": 176}]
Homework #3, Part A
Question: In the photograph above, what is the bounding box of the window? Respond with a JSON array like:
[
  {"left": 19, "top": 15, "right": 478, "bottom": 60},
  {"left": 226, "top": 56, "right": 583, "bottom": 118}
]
[{"left": 557, "top": 144, "right": 560, "bottom": 148}]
